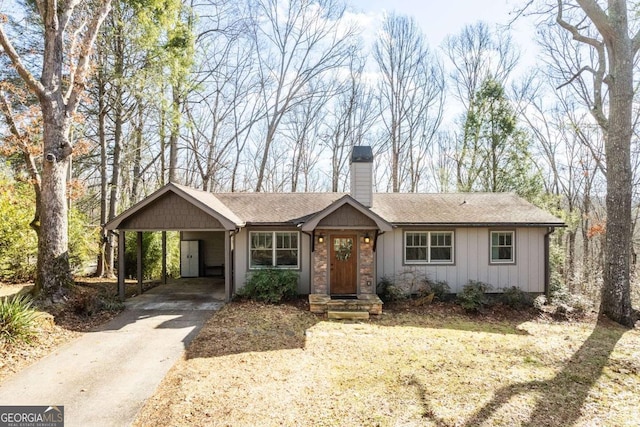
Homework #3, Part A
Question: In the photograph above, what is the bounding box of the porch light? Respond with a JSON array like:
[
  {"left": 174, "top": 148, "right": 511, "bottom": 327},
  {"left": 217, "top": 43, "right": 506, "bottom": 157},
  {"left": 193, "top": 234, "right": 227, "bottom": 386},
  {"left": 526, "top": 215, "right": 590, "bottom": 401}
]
[
  {"left": 364, "top": 233, "right": 371, "bottom": 244},
  {"left": 317, "top": 235, "right": 324, "bottom": 243}
]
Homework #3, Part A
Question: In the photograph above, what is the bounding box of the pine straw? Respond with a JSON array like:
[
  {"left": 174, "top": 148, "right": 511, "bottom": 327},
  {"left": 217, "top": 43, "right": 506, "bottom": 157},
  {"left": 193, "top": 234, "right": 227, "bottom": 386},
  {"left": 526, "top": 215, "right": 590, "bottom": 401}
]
[{"left": 134, "top": 301, "right": 640, "bottom": 427}]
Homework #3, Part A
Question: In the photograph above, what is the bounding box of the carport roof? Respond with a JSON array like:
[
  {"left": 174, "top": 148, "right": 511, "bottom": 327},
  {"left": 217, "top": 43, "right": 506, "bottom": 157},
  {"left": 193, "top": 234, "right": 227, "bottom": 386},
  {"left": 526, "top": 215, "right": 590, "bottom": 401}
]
[{"left": 104, "top": 183, "right": 245, "bottom": 231}]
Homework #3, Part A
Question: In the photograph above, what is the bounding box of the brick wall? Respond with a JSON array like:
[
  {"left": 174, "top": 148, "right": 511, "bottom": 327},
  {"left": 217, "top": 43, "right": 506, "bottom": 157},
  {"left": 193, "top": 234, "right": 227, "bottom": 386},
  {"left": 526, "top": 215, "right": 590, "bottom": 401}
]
[
  {"left": 359, "top": 237, "right": 374, "bottom": 293},
  {"left": 313, "top": 240, "right": 328, "bottom": 294}
]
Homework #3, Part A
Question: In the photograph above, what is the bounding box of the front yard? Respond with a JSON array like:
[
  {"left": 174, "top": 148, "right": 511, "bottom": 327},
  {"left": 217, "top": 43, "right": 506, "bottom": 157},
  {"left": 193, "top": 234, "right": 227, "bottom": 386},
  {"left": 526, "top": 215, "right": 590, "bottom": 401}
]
[{"left": 134, "top": 301, "right": 640, "bottom": 427}]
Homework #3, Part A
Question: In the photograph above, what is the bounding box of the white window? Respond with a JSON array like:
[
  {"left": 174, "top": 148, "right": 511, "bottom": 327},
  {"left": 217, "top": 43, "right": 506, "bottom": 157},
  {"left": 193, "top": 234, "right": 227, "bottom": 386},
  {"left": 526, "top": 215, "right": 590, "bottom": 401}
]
[
  {"left": 490, "top": 231, "right": 515, "bottom": 264},
  {"left": 405, "top": 231, "right": 454, "bottom": 264},
  {"left": 250, "top": 231, "right": 299, "bottom": 268}
]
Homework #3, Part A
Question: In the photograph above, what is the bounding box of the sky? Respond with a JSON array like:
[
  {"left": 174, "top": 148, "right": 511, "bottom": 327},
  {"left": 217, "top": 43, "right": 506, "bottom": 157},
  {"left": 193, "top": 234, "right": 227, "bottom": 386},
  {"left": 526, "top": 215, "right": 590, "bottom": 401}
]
[{"left": 348, "top": 0, "right": 539, "bottom": 62}]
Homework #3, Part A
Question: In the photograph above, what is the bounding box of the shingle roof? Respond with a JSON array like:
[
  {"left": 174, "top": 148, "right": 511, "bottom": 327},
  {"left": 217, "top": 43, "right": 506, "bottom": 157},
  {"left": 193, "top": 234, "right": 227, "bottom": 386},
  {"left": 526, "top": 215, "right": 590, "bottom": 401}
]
[
  {"left": 211, "top": 191, "right": 563, "bottom": 226},
  {"left": 215, "top": 193, "right": 347, "bottom": 224},
  {"left": 370, "top": 192, "right": 564, "bottom": 225}
]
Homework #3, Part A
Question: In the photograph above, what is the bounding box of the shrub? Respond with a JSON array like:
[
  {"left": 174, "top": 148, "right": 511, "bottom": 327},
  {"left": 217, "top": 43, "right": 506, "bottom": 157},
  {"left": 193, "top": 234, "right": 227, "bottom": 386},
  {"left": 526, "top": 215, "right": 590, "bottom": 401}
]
[
  {"left": 457, "top": 280, "right": 492, "bottom": 312},
  {"left": 377, "top": 276, "right": 405, "bottom": 302},
  {"left": 240, "top": 268, "right": 298, "bottom": 303},
  {"left": 0, "top": 294, "right": 39, "bottom": 343},
  {"left": 500, "top": 286, "right": 532, "bottom": 309},
  {"left": 0, "top": 175, "right": 38, "bottom": 280},
  {"left": 71, "top": 290, "right": 124, "bottom": 317},
  {"left": 124, "top": 231, "right": 180, "bottom": 279},
  {"left": 421, "top": 280, "right": 451, "bottom": 301},
  {"left": 68, "top": 208, "right": 100, "bottom": 274}
]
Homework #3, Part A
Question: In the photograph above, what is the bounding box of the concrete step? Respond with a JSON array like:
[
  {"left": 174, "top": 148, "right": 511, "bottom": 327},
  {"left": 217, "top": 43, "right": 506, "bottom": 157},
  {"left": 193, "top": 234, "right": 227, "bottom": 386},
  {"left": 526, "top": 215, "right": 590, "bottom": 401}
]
[{"left": 327, "top": 310, "right": 370, "bottom": 320}]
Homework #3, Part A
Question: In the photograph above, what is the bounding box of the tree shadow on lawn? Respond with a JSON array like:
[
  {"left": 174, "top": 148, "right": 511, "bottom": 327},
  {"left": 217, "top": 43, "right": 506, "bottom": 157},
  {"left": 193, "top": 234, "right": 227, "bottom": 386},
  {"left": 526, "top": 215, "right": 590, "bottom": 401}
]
[{"left": 413, "top": 317, "right": 628, "bottom": 427}]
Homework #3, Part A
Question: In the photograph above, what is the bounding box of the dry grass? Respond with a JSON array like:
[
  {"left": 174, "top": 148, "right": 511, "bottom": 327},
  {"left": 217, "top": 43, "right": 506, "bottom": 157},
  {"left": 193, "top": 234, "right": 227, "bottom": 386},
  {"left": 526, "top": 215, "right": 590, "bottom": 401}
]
[{"left": 134, "top": 300, "right": 640, "bottom": 427}]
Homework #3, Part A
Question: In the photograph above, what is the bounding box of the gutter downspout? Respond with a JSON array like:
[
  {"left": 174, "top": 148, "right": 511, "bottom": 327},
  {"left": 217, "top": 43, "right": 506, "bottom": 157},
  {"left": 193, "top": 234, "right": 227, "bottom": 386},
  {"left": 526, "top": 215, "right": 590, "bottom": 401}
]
[{"left": 544, "top": 227, "right": 556, "bottom": 297}]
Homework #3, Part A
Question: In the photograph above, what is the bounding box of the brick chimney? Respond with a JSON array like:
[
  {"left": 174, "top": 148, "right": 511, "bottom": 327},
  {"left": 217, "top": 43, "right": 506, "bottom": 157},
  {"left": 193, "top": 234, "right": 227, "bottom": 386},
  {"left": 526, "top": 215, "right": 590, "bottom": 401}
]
[{"left": 350, "top": 146, "right": 373, "bottom": 207}]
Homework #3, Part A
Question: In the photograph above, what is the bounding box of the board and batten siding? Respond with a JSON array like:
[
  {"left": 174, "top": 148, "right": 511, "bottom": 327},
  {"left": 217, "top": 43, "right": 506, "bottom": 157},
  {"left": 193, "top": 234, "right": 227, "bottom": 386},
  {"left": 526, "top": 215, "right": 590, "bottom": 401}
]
[
  {"left": 377, "top": 227, "right": 546, "bottom": 293},
  {"left": 233, "top": 228, "right": 312, "bottom": 295}
]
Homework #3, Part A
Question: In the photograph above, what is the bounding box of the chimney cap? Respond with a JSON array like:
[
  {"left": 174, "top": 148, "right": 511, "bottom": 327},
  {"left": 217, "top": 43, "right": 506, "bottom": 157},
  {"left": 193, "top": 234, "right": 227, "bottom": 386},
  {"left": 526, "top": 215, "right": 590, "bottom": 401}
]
[{"left": 351, "top": 146, "right": 373, "bottom": 163}]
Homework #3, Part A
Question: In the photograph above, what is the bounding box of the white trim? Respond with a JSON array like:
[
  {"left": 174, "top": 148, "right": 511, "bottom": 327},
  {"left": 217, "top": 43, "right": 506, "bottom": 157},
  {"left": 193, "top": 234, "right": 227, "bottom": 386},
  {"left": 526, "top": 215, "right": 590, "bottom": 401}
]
[
  {"left": 403, "top": 230, "right": 455, "bottom": 265},
  {"left": 490, "top": 230, "right": 516, "bottom": 264},
  {"left": 249, "top": 231, "right": 300, "bottom": 269}
]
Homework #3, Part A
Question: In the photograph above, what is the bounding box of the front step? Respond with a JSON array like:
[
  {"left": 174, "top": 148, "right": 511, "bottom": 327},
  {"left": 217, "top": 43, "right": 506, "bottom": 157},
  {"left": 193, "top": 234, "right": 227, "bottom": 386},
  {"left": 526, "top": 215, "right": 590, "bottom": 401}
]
[
  {"left": 309, "top": 294, "right": 383, "bottom": 315},
  {"left": 327, "top": 310, "right": 369, "bottom": 320}
]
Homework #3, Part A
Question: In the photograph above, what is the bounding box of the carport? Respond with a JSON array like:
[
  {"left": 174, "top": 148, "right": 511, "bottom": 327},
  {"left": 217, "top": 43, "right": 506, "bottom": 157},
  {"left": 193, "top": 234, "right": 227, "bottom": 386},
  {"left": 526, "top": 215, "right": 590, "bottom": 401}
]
[{"left": 104, "top": 183, "right": 245, "bottom": 302}]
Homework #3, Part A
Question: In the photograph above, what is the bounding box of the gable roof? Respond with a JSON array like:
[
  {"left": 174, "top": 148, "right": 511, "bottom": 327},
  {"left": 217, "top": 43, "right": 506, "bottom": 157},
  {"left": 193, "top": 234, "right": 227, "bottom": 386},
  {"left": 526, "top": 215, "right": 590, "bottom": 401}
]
[
  {"left": 104, "top": 183, "right": 244, "bottom": 231},
  {"left": 300, "top": 195, "right": 393, "bottom": 232}
]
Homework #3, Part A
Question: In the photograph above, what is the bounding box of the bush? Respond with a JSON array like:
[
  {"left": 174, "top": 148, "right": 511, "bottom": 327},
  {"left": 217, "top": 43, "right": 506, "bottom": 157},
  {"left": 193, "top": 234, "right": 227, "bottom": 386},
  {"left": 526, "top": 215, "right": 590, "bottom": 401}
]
[
  {"left": 457, "top": 280, "right": 492, "bottom": 312},
  {"left": 0, "top": 294, "right": 39, "bottom": 343},
  {"left": 124, "top": 231, "right": 180, "bottom": 279},
  {"left": 240, "top": 268, "right": 298, "bottom": 303},
  {"left": 500, "top": 286, "right": 532, "bottom": 309},
  {"left": 71, "top": 290, "right": 124, "bottom": 317},
  {"left": 0, "top": 175, "right": 38, "bottom": 280},
  {"left": 377, "top": 276, "right": 405, "bottom": 302},
  {"left": 421, "top": 280, "right": 451, "bottom": 301},
  {"left": 68, "top": 208, "right": 99, "bottom": 274}
]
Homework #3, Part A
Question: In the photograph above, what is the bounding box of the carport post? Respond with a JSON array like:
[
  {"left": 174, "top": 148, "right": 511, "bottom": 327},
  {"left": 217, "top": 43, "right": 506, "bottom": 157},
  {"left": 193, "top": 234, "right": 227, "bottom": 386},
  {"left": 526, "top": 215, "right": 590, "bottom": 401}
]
[
  {"left": 118, "top": 231, "right": 125, "bottom": 300},
  {"left": 224, "top": 231, "right": 231, "bottom": 302},
  {"left": 137, "top": 231, "right": 143, "bottom": 295},
  {"left": 162, "top": 231, "right": 167, "bottom": 284}
]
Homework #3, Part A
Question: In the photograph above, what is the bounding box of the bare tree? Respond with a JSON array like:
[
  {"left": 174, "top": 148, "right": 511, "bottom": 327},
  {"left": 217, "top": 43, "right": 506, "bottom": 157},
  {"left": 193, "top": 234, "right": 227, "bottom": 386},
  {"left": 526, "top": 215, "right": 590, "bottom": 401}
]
[
  {"left": 373, "top": 13, "right": 445, "bottom": 192},
  {"left": 249, "top": 0, "right": 357, "bottom": 192},
  {"left": 323, "top": 54, "right": 377, "bottom": 192},
  {"left": 535, "top": 0, "right": 639, "bottom": 326},
  {"left": 0, "top": 0, "right": 111, "bottom": 298}
]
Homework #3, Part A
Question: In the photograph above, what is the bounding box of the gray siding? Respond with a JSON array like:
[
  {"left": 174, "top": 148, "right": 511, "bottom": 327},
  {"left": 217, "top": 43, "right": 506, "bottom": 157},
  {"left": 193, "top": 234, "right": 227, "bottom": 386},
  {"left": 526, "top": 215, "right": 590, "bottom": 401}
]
[
  {"left": 120, "top": 192, "right": 224, "bottom": 230},
  {"left": 233, "top": 228, "right": 311, "bottom": 295},
  {"left": 376, "top": 227, "right": 546, "bottom": 293}
]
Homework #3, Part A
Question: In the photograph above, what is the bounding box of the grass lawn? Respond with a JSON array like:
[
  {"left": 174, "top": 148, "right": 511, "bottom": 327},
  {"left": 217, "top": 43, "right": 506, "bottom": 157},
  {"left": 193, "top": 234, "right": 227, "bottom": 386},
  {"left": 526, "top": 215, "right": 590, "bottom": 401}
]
[{"left": 134, "top": 301, "right": 640, "bottom": 427}]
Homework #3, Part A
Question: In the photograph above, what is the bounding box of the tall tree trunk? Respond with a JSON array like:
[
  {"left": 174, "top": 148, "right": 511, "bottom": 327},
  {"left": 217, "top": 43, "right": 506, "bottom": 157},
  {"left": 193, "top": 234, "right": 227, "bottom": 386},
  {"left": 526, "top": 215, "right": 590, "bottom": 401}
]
[
  {"left": 131, "top": 97, "right": 144, "bottom": 202},
  {"left": 97, "top": 68, "right": 108, "bottom": 277},
  {"left": 35, "top": 104, "right": 73, "bottom": 297},
  {"left": 601, "top": 11, "right": 634, "bottom": 326},
  {"left": 168, "top": 84, "right": 181, "bottom": 183}
]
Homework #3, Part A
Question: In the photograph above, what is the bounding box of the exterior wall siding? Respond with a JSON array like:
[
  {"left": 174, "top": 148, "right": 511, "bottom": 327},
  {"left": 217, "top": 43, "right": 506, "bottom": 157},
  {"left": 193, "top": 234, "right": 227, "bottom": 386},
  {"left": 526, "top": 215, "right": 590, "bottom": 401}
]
[
  {"left": 376, "top": 227, "right": 547, "bottom": 293},
  {"left": 120, "top": 192, "right": 224, "bottom": 230},
  {"left": 317, "top": 204, "right": 377, "bottom": 227}
]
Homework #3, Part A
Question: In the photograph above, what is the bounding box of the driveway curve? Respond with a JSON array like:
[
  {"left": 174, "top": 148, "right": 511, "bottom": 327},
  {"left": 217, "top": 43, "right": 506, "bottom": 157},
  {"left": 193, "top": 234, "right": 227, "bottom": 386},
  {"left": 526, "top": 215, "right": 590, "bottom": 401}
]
[{"left": 0, "top": 280, "right": 223, "bottom": 427}]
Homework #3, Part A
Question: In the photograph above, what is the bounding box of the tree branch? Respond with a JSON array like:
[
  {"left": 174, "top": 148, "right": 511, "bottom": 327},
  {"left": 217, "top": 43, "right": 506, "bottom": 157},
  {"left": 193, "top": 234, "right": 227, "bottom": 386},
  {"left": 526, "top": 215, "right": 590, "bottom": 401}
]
[
  {"left": 556, "top": 65, "right": 596, "bottom": 89},
  {"left": 66, "top": 0, "right": 112, "bottom": 114},
  {"left": 556, "top": 0, "right": 605, "bottom": 50},
  {"left": 575, "top": 0, "right": 613, "bottom": 40},
  {"left": 0, "top": 25, "right": 46, "bottom": 97}
]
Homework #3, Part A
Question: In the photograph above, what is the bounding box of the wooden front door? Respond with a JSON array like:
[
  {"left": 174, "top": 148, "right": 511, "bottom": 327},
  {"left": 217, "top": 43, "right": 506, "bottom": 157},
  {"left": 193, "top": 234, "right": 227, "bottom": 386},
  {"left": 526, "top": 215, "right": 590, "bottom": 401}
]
[{"left": 330, "top": 235, "right": 357, "bottom": 294}]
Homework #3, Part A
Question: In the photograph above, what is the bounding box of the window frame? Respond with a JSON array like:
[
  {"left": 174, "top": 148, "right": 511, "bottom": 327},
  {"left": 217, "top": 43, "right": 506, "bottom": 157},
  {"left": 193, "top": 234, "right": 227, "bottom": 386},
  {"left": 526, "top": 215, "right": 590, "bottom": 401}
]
[
  {"left": 489, "top": 230, "right": 515, "bottom": 264},
  {"left": 249, "top": 231, "right": 300, "bottom": 269},
  {"left": 403, "top": 230, "right": 455, "bottom": 265}
]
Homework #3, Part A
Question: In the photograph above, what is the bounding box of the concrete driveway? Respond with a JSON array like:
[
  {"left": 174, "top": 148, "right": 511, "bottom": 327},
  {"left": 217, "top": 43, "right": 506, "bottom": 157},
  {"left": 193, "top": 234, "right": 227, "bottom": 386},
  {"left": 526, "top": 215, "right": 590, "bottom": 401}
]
[{"left": 0, "top": 279, "right": 224, "bottom": 427}]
